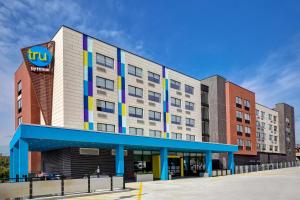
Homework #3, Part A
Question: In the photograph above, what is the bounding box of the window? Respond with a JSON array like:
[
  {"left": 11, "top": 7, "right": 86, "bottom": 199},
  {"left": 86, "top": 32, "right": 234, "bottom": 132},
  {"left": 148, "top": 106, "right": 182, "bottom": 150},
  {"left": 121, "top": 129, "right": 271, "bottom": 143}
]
[
  {"left": 128, "top": 85, "right": 143, "bottom": 98},
  {"left": 202, "top": 106, "right": 209, "bottom": 121},
  {"left": 186, "top": 118, "right": 195, "bottom": 127},
  {"left": 269, "top": 124, "right": 273, "bottom": 131},
  {"left": 244, "top": 100, "right": 250, "bottom": 109},
  {"left": 171, "top": 132, "right": 182, "bottom": 140},
  {"left": 269, "top": 145, "right": 273, "bottom": 151},
  {"left": 148, "top": 91, "right": 161, "bottom": 103},
  {"left": 201, "top": 85, "right": 209, "bottom": 105},
  {"left": 149, "top": 110, "right": 161, "bottom": 121},
  {"left": 171, "top": 115, "right": 181, "bottom": 125},
  {"left": 237, "top": 124, "right": 243, "bottom": 135},
  {"left": 186, "top": 134, "right": 195, "bottom": 141},
  {"left": 148, "top": 71, "right": 160, "bottom": 83},
  {"left": 256, "top": 121, "right": 260, "bottom": 128},
  {"left": 185, "top": 85, "right": 194, "bottom": 95},
  {"left": 96, "top": 100, "right": 115, "bottom": 113},
  {"left": 129, "top": 127, "right": 144, "bottom": 136},
  {"left": 261, "top": 111, "right": 265, "bottom": 119},
  {"left": 273, "top": 116, "right": 277, "bottom": 122},
  {"left": 244, "top": 113, "right": 250, "bottom": 123},
  {"left": 269, "top": 135, "right": 273, "bottom": 141},
  {"left": 202, "top": 121, "right": 209, "bottom": 135},
  {"left": 257, "top": 143, "right": 261, "bottom": 151},
  {"left": 185, "top": 101, "right": 194, "bottom": 111},
  {"left": 262, "top": 144, "right": 266, "bottom": 150},
  {"left": 171, "top": 97, "right": 181, "bottom": 108},
  {"left": 96, "top": 53, "right": 114, "bottom": 68},
  {"left": 237, "top": 138, "right": 243, "bottom": 150},
  {"left": 96, "top": 76, "right": 114, "bottom": 91},
  {"left": 17, "top": 99, "right": 22, "bottom": 113},
  {"left": 274, "top": 136, "right": 278, "bottom": 142},
  {"left": 245, "top": 127, "right": 251, "bottom": 137},
  {"left": 236, "top": 96, "right": 242, "bottom": 107},
  {"left": 275, "top": 146, "right": 278, "bottom": 151},
  {"left": 261, "top": 122, "right": 265, "bottom": 128},
  {"left": 129, "top": 106, "right": 143, "bottom": 118},
  {"left": 97, "top": 123, "right": 115, "bottom": 133},
  {"left": 256, "top": 109, "right": 259, "bottom": 116},
  {"left": 245, "top": 140, "right": 251, "bottom": 150},
  {"left": 17, "top": 116, "right": 22, "bottom": 126},
  {"left": 149, "top": 130, "right": 161, "bottom": 138},
  {"left": 128, "top": 64, "right": 143, "bottom": 78},
  {"left": 236, "top": 111, "right": 242, "bottom": 121},
  {"left": 170, "top": 79, "right": 181, "bottom": 90},
  {"left": 274, "top": 126, "right": 277, "bottom": 132},
  {"left": 17, "top": 81, "right": 22, "bottom": 95}
]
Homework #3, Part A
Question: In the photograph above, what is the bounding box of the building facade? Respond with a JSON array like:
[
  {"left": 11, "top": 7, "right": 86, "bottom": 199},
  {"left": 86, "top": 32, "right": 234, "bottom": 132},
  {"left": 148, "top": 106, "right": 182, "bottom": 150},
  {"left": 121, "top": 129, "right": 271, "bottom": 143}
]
[{"left": 13, "top": 26, "right": 296, "bottom": 179}]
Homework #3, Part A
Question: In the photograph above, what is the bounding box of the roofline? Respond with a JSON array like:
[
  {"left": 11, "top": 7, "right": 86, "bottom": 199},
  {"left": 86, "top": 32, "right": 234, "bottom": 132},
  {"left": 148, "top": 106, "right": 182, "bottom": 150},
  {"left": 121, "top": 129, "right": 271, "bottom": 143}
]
[
  {"left": 225, "top": 81, "right": 255, "bottom": 94},
  {"left": 200, "top": 74, "right": 227, "bottom": 81},
  {"left": 255, "top": 102, "right": 278, "bottom": 113},
  {"left": 50, "top": 25, "right": 204, "bottom": 82}
]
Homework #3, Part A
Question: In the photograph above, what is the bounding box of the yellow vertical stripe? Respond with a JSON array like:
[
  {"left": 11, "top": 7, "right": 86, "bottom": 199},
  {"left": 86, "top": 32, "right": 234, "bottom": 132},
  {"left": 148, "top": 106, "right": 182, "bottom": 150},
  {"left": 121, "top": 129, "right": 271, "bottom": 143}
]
[
  {"left": 83, "top": 51, "right": 88, "bottom": 66},
  {"left": 122, "top": 104, "right": 126, "bottom": 116},
  {"left": 166, "top": 113, "right": 170, "bottom": 123},
  {"left": 137, "top": 182, "right": 143, "bottom": 200},
  {"left": 84, "top": 122, "right": 89, "bottom": 130},
  {"left": 88, "top": 96, "right": 93, "bottom": 110},
  {"left": 118, "top": 76, "right": 122, "bottom": 89}
]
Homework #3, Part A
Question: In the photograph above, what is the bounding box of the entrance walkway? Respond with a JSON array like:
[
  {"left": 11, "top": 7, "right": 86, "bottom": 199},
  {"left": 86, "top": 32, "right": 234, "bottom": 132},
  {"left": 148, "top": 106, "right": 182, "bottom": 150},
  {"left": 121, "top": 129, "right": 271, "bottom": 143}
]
[{"left": 71, "top": 167, "right": 300, "bottom": 200}]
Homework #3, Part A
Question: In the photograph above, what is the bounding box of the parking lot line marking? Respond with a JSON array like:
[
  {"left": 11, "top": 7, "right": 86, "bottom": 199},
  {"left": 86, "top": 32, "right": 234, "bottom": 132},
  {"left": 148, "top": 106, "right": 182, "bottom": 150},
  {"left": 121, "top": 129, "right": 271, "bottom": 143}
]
[{"left": 138, "top": 182, "right": 143, "bottom": 200}]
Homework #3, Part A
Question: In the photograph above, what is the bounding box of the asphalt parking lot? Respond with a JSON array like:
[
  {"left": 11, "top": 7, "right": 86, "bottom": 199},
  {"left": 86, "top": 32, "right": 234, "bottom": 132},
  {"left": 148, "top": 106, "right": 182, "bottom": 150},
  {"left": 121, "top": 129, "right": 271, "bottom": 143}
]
[{"left": 72, "top": 167, "right": 300, "bottom": 200}]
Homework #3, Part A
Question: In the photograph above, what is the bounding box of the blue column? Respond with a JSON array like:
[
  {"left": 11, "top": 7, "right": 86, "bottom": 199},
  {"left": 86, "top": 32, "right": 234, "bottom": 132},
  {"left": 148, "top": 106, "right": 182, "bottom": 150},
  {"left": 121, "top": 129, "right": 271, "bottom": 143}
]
[
  {"left": 13, "top": 145, "right": 19, "bottom": 180},
  {"left": 9, "top": 148, "right": 14, "bottom": 179},
  {"left": 205, "top": 151, "right": 212, "bottom": 177},
  {"left": 19, "top": 139, "right": 29, "bottom": 179},
  {"left": 228, "top": 152, "right": 235, "bottom": 174},
  {"left": 115, "top": 144, "right": 124, "bottom": 176},
  {"left": 160, "top": 147, "right": 168, "bottom": 180}
]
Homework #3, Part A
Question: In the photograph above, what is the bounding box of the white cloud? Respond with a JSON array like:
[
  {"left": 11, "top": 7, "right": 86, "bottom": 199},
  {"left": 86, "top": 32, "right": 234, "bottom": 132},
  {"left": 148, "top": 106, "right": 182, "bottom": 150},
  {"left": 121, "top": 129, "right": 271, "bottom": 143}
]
[
  {"left": 0, "top": 0, "right": 146, "bottom": 150},
  {"left": 238, "top": 37, "right": 300, "bottom": 144}
]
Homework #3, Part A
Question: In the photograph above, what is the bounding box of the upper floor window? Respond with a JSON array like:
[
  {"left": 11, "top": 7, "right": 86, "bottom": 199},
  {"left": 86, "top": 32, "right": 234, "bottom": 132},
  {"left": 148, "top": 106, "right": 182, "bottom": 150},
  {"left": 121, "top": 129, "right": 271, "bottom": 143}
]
[
  {"left": 244, "top": 100, "right": 250, "bottom": 110},
  {"left": 96, "top": 53, "right": 114, "bottom": 69},
  {"left": 96, "top": 100, "right": 115, "bottom": 113},
  {"left": 245, "top": 127, "right": 251, "bottom": 136},
  {"left": 186, "top": 134, "right": 195, "bottom": 141},
  {"left": 268, "top": 114, "right": 272, "bottom": 120},
  {"left": 273, "top": 116, "right": 277, "bottom": 122},
  {"left": 17, "top": 99, "right": 22, "bottom": 113},
  {"left": 171, "top": 115, "right": 181, "bottom": 125},
  {"left": 170, "top": 79, "right": 181, "bottom": 90},
  {"left": 256, "top": 109, "right": 259, "bottom": 116},
  {"left": 201, "top": 84, "right": 209, "bottom": 105},
  {"left": 185, "top": 85, "right": 194, "bottom": 95},
  {"left": 201, "top": 106, "right": 209, "bottom": 121},
  {"left": 149, "top": 110, "right": 161, "bottom": 121},
  {"left": 128, "top": 85, "right": 143, "bottom": 98},
  {"left": 17, "top": 116, "right": 22, "bottom": 126},
  {"left": 129, "top": 106, "right": 143, "bottom": 118},
  {"left": 237, "top": 138, "right": 243, "bottom": 149},
  {"left": 17, "top": 81, "right": 22, "bottom": 96},
  {"left": 245, "top": 140, "right": 251, "bottom": 150},
  {"left": 97, "top": 123, "right": 115, "bottom": 133},
  {"left": 236, "top": 96, "right": 242, "bottom": 107},
  {"left": 237, "top": 124, "right": 243, "bottom": 134},
  {"left": 185, "top": 101, "right": 195, "bottom": 111},
  {"left": 269, "top": 124, "right": 273, "bottom": 131},
  {"left": 274, "top": 126, "right": 277, "bottom": 132},
  {"left": 261, "top": 111, "right": 265, "bottom": 119},
  {"left": 96, "top": 76, "right": 114, "bottom": 91},
  {"left": 148, "top": 71, "right": 160, "bottom": 83},
  {"left": 236, "top": 111, "right": 242, "bottom": 121},
  {"left": 129, "top": 127, "right": 144, "bottom": 136},
  {"left": 149, "top": 129, "right": 161, "bottom": 138},
  {"left": 171, "top": 97, "right": 181, "bottom": 108},
  {"left": 171, "top": 132, "right": 182, "bottom": 140},
  {"left": 148, "top": 91, "right": 161, "bottom": 103},
  {"left": 244, "top": 113, "right": 250, "bottom": 123},
  {"left": 186, "top": 118, "right": 195, "bottom": 127},
  {"left": 128, "top": 64, "right": 143, "bottom": 78}
]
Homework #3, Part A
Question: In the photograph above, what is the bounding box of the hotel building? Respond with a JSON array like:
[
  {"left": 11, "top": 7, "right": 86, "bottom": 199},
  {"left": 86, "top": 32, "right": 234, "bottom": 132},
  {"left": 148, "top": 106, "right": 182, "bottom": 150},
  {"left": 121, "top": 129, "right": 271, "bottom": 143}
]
[{"left": 10, "top": 26, "right": 295, "bottom": 180}]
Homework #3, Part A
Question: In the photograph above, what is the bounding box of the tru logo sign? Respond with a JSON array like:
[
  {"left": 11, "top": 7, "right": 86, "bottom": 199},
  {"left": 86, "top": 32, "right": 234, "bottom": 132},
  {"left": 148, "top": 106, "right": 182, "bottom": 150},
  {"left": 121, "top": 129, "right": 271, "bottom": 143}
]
[{"left": 27, "top": 46, "right": 52, "bottom": 67}]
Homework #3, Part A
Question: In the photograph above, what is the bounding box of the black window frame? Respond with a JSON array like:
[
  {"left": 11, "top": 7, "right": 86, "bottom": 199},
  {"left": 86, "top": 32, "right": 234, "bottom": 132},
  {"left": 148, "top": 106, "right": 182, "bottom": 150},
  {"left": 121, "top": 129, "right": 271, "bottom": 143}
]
[
  {"left": 96, "top": 100, "right": 115, "bottom": 113},
  {"left": 148, "top": 91, "right": 161, "bottom": 103},
  {"left": 185, "top": 84, "right": 194, "bottom": 95},
  {"left": 17, "top": 80, "right": 22, "bottom": 96},
  {"left": 186, "top": 118, "right": 195, "bottom": 127},
  {"left": 149, "top": 110, "right": 161, "bottom": 121},
  {"left": 171, "top": 97, "right": 181, "bottom": 108},
  {"left": 96, "top": 76, "right": 114, "bottom": 91},
  {"left": 128, "top": 64, "right": 143, "bottom": 78},
  {"left": 96, "top": 53, "right": 114, "bottom": 69},
  {"left": 148, "top": 71, "right": 160, "bottom": 83},
  {"left": 185, "top": 101, "right": 194, "bottom": 111},
  {"left": 17, "top": 99, "right": 22, "bottom": 113},
  {"left": 128, "top": 85, "right": 143, "bottom": 98},
  {"left": 129, "top": 106, "right": 143, "bottom": 118}
]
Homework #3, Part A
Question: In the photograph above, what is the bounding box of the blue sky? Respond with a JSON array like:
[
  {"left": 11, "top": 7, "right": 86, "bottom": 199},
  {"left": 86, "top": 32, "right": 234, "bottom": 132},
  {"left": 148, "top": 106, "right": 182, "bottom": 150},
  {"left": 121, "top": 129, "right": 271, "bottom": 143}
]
[{"left": 0, "top": 0, "right": 300, "bottom": 155}]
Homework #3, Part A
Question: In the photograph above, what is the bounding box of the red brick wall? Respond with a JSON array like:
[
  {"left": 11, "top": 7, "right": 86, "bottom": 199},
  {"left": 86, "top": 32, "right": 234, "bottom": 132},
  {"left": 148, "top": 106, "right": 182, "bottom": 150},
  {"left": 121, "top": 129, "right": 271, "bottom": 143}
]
[
  {"left": 225, "top": 82, "right": 257, "bottom": 156},
  {"left": 15, "top": 63, "right": 41, "bottom": 174}
]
